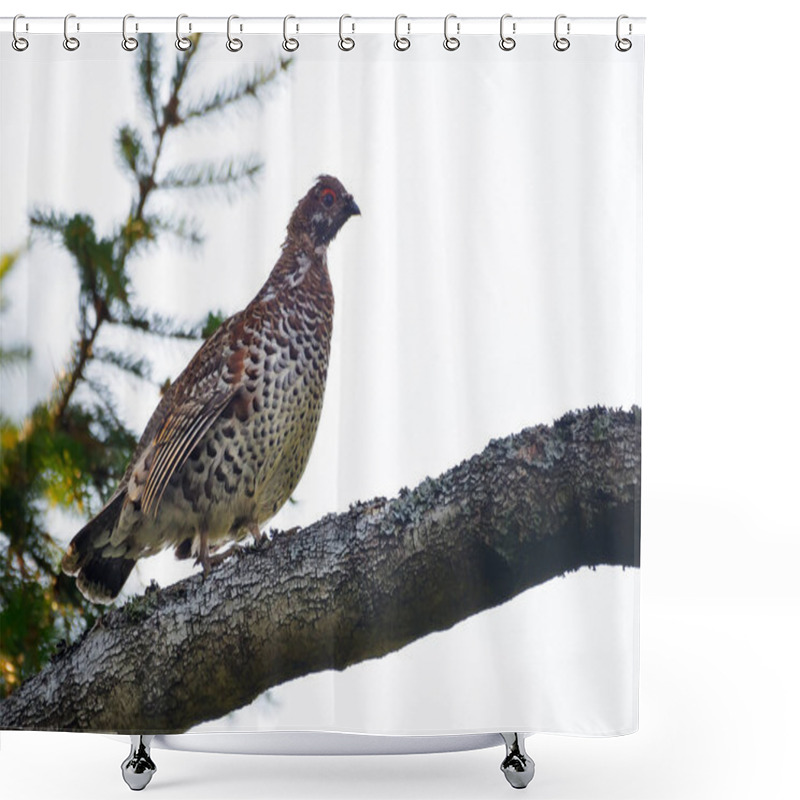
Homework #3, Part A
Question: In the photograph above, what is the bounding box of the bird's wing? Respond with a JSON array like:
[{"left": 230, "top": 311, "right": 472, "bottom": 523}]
[{"left": 137, "top": 312, "right": 251, "bottom": 517}]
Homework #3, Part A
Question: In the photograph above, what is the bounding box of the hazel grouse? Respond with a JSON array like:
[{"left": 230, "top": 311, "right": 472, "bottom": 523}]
[{"left": 62, "top": 175, "right": 360, "bottom": 603}]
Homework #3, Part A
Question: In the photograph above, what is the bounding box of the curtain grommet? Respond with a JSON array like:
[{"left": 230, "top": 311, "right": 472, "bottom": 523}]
[
  {"left": 63, "top": 13, "right": 80, "bottom": 52},
  {"left": 499, "top": 14, "right": 516, "bottom": 51},
  {"left": 282, "top": 15, "right": 299, "bottom": 52},
  {"left": 175, "top": 14, "right": 192, "bottom": 51},
  {"left": 122, "top": 14, "right": 139, "bottom": 52},
  {"left": 338, "top": 14, "right": 355, "bottom": 51},
  {"left": 443, "top": 14, "right": 460, "bottom": 51},
  {"left": 12, "top": 14, "right": 29, "bottom": 51},
  {"left": 394, "top": 15, "right": 411, "bottom": 51},
  {"left": 553, "top": 14, "right": 570, "bottom": 52},
  {"left": 226, "top": 15, "right": 243, "bottom": 52}
]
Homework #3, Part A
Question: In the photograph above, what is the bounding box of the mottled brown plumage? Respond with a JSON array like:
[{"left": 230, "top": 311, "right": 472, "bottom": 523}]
[{"left": 62, "top": 176, "right": 360, "bottom": 603}]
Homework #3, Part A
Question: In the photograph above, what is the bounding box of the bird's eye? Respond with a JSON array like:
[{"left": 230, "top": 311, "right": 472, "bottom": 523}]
[{"left": 320, "top": 188, "right": 337, "bottom": 207}]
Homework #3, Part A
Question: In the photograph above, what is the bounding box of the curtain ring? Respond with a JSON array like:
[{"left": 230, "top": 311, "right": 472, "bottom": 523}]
[
  {"left": 615, "top": 15, "right": 632, "bottom": 52},
  {"left": 283, "top": 15, "right": 299, "bottom": 52},
  {"left": 12, "top": 14, "right": 29, "bottom": 52},
  {"left": 63, "top": 13, "right": 80, "bottom": 51},
  {"left": 122, "top": 14, "right": 139, "bottom": 51},
  {"left": 176, "top": 14, "right": 192, "bottom": 51},
  {"left": 443, "top": 14, "right": 460, "bottom": 51},
  {"left": 226, "top": 15, "right": 243, "bottom": 52},
  {"left": 553, "top": 14, "right": 570, "bottom": 52},
  {"left": 499, "top": 14, "right": 516, "bottom": 51},
  {"left": 394, "top": 14, "right": 410, "bottom": 51},
  {"left": 338, "top": 14, "right": 355, "bottom": 51}
]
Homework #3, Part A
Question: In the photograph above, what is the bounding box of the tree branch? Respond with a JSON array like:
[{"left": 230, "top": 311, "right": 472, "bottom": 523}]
[
  {"left": 0, "top": 406, "right": 640, "bottom": 733},
  {"left": 52, "top": 308, "right": 105, "bottom": 426}
]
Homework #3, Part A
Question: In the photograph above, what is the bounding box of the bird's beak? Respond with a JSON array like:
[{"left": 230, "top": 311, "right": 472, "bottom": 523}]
[{"left": 346, "top": 196, "right": 361, "bottom": 217}]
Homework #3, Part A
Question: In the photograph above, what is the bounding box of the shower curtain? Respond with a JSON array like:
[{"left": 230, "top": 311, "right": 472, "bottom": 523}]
[{"left": 0, "top": 19, "right": 643, "bottom": 742}]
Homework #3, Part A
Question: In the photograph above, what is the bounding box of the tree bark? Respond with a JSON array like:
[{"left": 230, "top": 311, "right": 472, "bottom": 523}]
[{"left": 0, "top": 405, "right": 640, "bottom": 733}]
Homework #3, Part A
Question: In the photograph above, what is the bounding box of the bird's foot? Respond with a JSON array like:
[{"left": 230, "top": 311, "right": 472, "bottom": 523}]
[
  {"left": 249, "top": 523, "right": 266, "bottom": 547},
  {"left": 195, "top": 530, "right": 211, "bottom": 576},
  {"left": 207, "top": 543, "right": 242, "bottom": 568}
]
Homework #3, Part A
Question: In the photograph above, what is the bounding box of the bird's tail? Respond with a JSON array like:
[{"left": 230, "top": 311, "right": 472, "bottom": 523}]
[{"left": 61, "top": 493, "right": 135, "bottom": 605}]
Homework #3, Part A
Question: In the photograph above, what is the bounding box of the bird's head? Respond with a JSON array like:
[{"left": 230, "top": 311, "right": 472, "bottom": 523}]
[{"left": 291, "top": 175, "right": 360, "bottom": 249}]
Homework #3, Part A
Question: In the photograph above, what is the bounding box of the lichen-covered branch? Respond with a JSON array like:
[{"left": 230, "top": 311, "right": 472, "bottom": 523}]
[{"left": 0, "top": 406, "right": 640, "bottom": 733}]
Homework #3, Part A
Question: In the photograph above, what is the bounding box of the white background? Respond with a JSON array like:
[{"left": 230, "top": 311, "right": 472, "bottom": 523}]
[{"left": 1, "top": 0, "right": 799, "bottom": 799}]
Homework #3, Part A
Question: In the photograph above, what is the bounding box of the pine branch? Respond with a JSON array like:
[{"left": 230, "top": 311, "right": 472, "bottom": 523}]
[
  {"left": 0, "top": 345, "right": 32, "bottom": 369},
  {"left": 115, "top": 213, "right": 203, "bottom": 258},
  {"left": 29, "top": 209, "right": 70, "bottom": 238},
  {"left": 84, "top": 378, "right": 129, "bottom": 426},
  {"left": 92, "top": 347, "right": 153, "bottom": 381},
  {"left": 82, "top": 382, "right": 138, "bottom": 458},
  {"left": 166, "top": 34, "right": 201, "bottom": 127},
  {"left": 146, "top": 214, "right": 204, "bottom": 248},
  {"left": 115, "top": 125, "right": 150, "bottom": 177},
  {"left": 52, "top": 313, "right": 105, "bottom": 428},
  {"left": 83, "top": 378, "right": 129, "bottom": 437},
  {"left": 137, "top": 35, "right": 162, "bottom": 129},
  {"left": 30, "top": 213, "right": 126, "bottom": 308},
  {"left": 158, "top": 158, "right": 263, "bottom": 194},
  {"left": 131, "top": 36, "right": 199, "bottom": 221},
  {"left": 116, "top": 308, "right": 206, "bottom": 340},
  {"left": 182, "top": 59, "right": 292, "bottom": 123}
]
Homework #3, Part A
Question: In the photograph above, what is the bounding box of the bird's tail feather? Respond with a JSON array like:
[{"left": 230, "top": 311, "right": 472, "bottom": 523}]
[
  {"left": 76, "top": 553, "right": 135, "bottom": 605},
  {"left": 61, "top": 493, "right": 133, "bottom": 604}
]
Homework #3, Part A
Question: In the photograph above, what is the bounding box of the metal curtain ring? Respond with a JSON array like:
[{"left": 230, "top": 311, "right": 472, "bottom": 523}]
[
  {"left": 615, "top": 14, "right": 632, "bottom": 51},
  {"left": 63, "top": 13, "right": 80, "bottom": 51},
  {"left": 338, "top": 14, "right": 355, "bottom": 51},
  {"left": 394, "top": 14, "right": 410, "bottom": 51},
  {"left": 499, "top": 14, "right": 516, "bottom": 51},
  {"left": 176, "top": 14, "right": 192, "bottom": 51},
  {"left": 443, "top": 14, "right": 460, "bottom": 51},
  {"left": 283, "top": 15, "right": 299, "bottom": 51},
  {"left": 122, "top": 14, "right": 139, "bottom": 51},
  {"left": 12, "top": 14, "right": 29, "bottom": 51},
  {"left": 553, "top": 14, "right": 570, "bottom": 51},
  {"left": 227, "top": 15, "right": 243, "bottom": 52}
]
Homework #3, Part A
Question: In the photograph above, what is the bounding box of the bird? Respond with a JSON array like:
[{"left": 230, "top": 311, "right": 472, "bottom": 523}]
[{"left": 61, "top": 175, "right": 360, "bottom": 604}]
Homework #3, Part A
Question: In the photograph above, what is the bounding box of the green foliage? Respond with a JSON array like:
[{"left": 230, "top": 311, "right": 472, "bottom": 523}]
[
  {"left": 116, "top": 125, "right": 149, "bottom": 176},
  {"left": 201, "top": 310, "right": 226, "bottom": 339},
  {"left": 0, "top": 252, "right": 32, "bottom": 369},
  {"left": 0, "top": 33, "right": 288, "bottom": 696}
]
